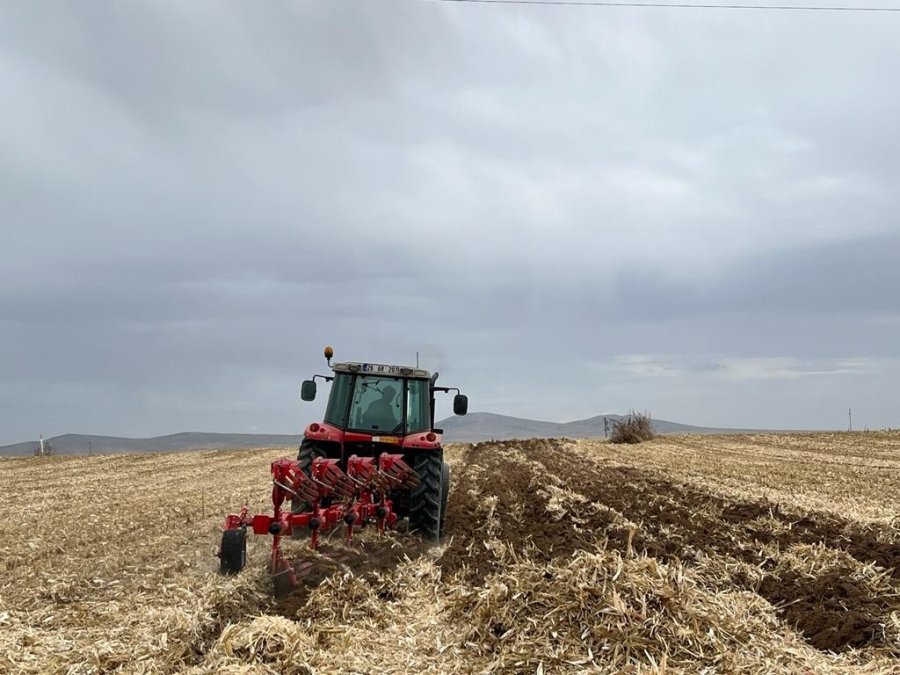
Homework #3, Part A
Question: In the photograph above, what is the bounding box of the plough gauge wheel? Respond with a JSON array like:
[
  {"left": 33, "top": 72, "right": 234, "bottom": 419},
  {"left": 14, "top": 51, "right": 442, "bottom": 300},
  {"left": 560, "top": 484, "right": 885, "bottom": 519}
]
[{"left": 219, "top": 528, "right": 247, "bottom": 575}]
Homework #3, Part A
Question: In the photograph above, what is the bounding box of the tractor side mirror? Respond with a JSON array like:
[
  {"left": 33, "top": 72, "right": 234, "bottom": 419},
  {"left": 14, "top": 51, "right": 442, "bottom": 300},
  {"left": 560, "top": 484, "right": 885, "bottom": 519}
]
[
  {"left": 300, "top": 380, "right": 317, "bottom": 401},
  {"left": 453, "top": 394, "right": 468, "bottom": 416}
]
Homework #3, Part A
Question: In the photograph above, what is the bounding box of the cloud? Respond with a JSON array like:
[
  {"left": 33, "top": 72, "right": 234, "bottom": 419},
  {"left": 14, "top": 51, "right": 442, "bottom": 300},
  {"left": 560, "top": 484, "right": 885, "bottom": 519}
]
[
  {"left": 597, "top": 355, "right": 892, "bottom": 381},
  {"left": 1, "top": 1, "right": 900, "bottom": 442}
]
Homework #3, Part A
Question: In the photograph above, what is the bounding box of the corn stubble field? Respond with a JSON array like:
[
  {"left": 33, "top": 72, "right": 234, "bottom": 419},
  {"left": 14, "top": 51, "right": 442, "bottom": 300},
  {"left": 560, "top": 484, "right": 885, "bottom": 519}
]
[{"left": 1, "top": 433, "right": 899, "bottom": 674}]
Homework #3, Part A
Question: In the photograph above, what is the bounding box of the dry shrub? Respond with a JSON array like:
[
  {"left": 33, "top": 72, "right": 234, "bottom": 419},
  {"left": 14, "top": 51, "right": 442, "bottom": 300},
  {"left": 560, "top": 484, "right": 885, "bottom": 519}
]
[{"left": 610, "top": 411, "right": 656, "bottom": 444}]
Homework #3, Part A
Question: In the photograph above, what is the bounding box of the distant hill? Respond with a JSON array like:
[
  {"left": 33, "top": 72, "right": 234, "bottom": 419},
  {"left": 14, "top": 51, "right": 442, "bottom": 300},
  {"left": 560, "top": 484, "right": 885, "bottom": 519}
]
[
  {"left": 0, "top": 432, "right": 303, "bottom": 457},
  {"left": 0, "top": 415, "right": 763, "bottom": 457},
  {"left": 435, "top": 412, "right": 761, "bottom": 443}
]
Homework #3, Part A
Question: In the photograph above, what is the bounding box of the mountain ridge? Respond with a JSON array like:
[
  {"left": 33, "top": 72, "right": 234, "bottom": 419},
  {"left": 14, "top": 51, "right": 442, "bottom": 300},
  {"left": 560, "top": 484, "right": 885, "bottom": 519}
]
[
  {"left": 0, "top": 432, "right": 305, "bottom": 457},
  {"left": 0, "top": 413, "right": 768, "bottom": 456},
  {"left": 436, "top": 412, "right": 762, "bottom": 442}
]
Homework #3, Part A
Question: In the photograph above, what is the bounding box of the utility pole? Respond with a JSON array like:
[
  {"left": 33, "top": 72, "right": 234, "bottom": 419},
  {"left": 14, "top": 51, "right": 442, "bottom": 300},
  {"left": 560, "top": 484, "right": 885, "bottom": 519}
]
[
  {"left": 848, "top": 408, "right": 852, "bottom": 432},
  {"left": 416, "top": 351, "right": 419, "bottom": 368}
]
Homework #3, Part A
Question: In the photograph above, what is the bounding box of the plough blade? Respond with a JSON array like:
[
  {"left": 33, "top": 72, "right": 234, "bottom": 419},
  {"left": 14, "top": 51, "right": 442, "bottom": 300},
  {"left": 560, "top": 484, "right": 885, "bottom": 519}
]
[{"left": 378, "top": 453, "right": 420, "bottom": 490}]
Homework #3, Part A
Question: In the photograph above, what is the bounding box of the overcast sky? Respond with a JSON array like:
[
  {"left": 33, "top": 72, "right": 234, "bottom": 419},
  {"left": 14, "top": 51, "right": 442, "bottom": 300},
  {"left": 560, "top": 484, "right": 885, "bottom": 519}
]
[{"left": 2, "top": 0, "right": 899, "bottom": 444}]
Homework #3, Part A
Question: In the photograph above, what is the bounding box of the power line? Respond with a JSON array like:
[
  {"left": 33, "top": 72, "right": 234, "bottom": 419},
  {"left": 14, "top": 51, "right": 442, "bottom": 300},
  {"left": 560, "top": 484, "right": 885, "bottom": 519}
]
[{"left": 421, "top": 0, "right": 900, "bottom": 12}]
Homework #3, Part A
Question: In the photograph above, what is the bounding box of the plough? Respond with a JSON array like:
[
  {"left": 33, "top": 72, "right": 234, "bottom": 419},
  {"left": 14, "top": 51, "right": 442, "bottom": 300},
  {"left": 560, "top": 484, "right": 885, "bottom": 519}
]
[{"left": 218, "top": 453, "right": 419, "bottom": 595}]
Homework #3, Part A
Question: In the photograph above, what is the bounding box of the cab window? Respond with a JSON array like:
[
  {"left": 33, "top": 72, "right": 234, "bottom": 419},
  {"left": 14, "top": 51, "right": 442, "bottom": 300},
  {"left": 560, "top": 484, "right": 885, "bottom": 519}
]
[
  {"left": 349, "top": 376, "right": 402, "bottom": 432},
  {"left": 406, "top": 379, "right": 430, "bottom": 434}
]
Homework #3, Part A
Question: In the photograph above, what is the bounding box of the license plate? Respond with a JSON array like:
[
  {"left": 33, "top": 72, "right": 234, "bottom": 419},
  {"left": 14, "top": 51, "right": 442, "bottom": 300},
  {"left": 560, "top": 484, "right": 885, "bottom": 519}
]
[{"left": 361, "top": 363, "right": 402, "bottom": 375}]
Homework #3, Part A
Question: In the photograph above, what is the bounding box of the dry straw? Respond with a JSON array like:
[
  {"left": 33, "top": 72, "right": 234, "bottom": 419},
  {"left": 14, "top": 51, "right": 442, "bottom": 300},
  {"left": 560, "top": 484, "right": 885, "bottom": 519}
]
[{"left": 1, "top": 435, "right": 898, "bottom": 673}]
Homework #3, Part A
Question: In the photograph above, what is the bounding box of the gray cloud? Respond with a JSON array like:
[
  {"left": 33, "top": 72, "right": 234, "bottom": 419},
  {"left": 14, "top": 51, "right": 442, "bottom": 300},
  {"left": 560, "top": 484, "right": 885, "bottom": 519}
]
[
  {"left": 606, "top": 230, "right": 900, "bottom": 320},
  {"left": 1, "top": 1, "right": 899, "bottom": 443}
]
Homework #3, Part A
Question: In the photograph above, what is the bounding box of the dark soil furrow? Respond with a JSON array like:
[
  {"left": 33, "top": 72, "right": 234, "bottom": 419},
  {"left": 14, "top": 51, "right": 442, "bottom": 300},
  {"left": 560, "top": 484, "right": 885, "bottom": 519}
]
[
  {"left": 440, "top": 442, "right": 610, "bottom": 583},
  {"left": 536, "top": 440, "right": 900, "bottom": 577},
  {"left": 465, "top": 439, "right": 900, "bottom": 654}
]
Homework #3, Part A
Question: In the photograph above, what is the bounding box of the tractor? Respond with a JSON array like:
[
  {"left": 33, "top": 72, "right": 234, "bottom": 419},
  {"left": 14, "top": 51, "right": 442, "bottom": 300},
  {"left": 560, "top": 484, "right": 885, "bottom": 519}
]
[{"left": 217, "top": 346, "right": 468, "bottom": 594}]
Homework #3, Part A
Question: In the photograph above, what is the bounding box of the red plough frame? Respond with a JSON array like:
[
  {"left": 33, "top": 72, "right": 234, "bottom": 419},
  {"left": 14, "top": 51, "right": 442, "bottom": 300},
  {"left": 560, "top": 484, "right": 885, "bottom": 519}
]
[{"left": 220, "top": 454, "right": 419, "bottom": 593}]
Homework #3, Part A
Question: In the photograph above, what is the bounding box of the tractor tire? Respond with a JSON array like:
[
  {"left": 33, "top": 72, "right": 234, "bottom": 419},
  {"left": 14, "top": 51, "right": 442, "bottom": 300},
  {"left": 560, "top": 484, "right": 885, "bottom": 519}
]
[
  {"left": 410, "top": 451, "right": 443, "bottom": 542},
  {"left": 440, "top": 461, "right": 450, "bottom": 532},
  {"left": 291, "top": 439, "right": 326, "bottom": 538},
  {"left": 219, "top": 528, "right": 247, "bottom": 575}
]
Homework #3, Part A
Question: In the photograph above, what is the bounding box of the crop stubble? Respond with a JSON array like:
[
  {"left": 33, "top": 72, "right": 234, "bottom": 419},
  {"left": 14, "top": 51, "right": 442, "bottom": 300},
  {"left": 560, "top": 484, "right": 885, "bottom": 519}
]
[{"left": 1, "top": 433, "right": 898, "bottom": 673}]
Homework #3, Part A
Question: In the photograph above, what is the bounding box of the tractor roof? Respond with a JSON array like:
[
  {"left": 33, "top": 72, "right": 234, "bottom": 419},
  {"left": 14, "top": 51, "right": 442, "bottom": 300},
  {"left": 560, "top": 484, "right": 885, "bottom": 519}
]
[{"left": 332, "top": 362, "right": 432, "bottom": 379}]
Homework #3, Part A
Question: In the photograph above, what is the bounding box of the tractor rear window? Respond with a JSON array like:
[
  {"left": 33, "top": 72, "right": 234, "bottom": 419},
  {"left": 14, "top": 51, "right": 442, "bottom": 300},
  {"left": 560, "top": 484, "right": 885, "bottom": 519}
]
[
  {"left": 348, "top": 376, "right": 403, "bottom": 432},
  {"left": 326, "top": 374, "right": 433, "bottom": 434}
]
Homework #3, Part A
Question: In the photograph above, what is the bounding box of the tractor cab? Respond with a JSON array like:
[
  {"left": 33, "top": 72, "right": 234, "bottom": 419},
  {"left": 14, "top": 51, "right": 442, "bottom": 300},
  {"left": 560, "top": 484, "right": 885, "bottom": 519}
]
[{"left": 301, "top": 362, "right": 467, "bottom": 437}]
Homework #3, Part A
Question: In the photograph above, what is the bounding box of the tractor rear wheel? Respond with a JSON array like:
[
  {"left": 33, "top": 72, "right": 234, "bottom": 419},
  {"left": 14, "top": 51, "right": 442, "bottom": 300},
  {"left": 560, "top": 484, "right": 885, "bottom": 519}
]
[
  {"left": 219, "top": 528, "right": 247, "bottom": 575},
  {"left": 291, "top": 439, "right": 326, "bottom": 538},
  {"left": 410, "top": 451, "right": 444, "bottom": 542},
  {"left": 440, "top": 461, "right": 450, "bottom": 531}
]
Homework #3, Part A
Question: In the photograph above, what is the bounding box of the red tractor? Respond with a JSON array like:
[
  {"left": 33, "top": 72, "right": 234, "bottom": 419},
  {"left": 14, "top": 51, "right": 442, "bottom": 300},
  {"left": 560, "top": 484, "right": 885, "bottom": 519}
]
[{"left": 218, "top": 346, "right": 468, "bottom": 594}]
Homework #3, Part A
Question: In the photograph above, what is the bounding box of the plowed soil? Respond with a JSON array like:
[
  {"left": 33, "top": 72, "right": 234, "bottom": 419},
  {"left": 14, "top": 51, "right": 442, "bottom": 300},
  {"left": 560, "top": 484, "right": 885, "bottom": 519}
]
[{"left": 441, "top": 439, "right": 900, "bottom": 654}]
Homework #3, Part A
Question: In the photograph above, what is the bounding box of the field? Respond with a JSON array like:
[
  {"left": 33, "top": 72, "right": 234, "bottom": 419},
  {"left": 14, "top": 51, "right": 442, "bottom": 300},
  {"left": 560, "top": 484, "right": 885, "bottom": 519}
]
[{"left": 1, "top": 433, "right": 898, "bottom": 674}]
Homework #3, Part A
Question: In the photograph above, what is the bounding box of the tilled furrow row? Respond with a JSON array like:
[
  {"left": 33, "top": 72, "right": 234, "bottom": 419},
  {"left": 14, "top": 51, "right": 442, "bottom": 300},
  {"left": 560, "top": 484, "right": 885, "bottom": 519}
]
[{"left": 480, "top": 438, "right": 900, "bottom": 654}]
